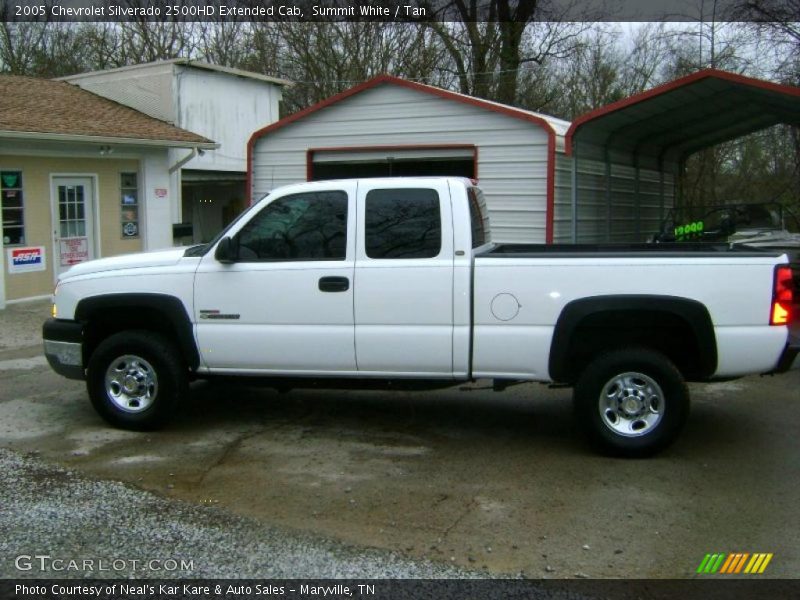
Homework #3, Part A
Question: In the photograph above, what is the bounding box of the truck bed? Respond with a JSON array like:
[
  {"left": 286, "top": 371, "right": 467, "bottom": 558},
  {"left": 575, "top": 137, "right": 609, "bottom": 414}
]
[{"left": 478, "top": 243, "right": 785, "bottom": 259}]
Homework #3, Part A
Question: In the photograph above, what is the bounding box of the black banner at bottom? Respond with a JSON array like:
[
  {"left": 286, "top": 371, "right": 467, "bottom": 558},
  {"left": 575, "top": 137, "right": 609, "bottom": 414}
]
[{"left": 3, "top": 579, "right": 800, "bottom": 600}]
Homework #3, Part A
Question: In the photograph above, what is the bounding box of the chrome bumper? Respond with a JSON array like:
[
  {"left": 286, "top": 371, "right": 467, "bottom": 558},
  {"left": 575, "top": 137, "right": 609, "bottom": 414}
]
[{"left": 42, "top": 319, "right": 85, "bottom": 380}]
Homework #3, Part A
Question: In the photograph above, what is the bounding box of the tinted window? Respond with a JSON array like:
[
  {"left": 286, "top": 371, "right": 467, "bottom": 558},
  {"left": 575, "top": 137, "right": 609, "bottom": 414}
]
[
  {"left": 237, "top": 191, "right": 347, "bottom": 261},
  {"left": 467, "top": 187, "right": 491, "bottom": 248},
  {"left": 365, "top": 188, "right": 441, "bottom": 259}
]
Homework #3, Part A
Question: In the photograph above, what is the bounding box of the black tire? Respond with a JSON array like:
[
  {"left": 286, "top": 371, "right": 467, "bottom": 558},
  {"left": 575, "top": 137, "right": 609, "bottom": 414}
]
[
  {"left": 573, "top": 347, "right": 689, "bottom": 457},
  {"left": 86, "top": 330, "right": 187, "bottom": 430}
]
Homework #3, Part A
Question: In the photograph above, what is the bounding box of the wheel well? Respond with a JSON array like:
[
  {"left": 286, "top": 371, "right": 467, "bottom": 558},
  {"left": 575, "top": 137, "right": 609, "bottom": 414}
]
[
  {"left": 76, "top": 294, "right": 199, "bottom": 371},
  {"left": 567, "top": 311, "right": 704, "bottom": 381},
  {"left": 549, "top": 296, "right": 717, "bottom": 384}
]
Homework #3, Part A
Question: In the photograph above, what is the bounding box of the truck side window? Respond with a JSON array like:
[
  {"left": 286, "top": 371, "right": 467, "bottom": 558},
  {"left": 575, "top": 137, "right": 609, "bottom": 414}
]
[
  {"left": 365, "top": 188, "right": 441, "bottom": 259},
  {"left": 237, "top": 191, "right": 348, "bottom": 261},
  {"left": 467, "top": 187, "right": 490, "bottom": 248}
]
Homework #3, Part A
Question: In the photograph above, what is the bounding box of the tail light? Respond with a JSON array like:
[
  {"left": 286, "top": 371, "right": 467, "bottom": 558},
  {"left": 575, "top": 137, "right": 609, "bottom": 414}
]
[{"left": 770, "top": 265, "right": 795, "bottom": 326}]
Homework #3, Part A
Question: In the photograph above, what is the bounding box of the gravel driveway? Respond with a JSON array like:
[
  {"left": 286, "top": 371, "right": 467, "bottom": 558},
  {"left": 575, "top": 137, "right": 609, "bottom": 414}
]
[{"left": 0, "top": 447, "right": 476, "bottom": 579}]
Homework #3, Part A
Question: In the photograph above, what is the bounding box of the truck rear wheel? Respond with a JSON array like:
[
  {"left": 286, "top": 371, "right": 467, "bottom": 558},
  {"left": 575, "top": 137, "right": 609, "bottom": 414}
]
[
  {"left": 86, "top": 330, "right": 186, "bottom": 430},
  {"left": 573, "top": 347, "right": 689, "bottom": 457}
]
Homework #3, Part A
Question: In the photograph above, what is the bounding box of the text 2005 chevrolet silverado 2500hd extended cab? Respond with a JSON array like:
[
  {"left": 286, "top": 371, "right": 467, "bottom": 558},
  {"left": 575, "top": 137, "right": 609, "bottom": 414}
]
[{"left": 43, "top": 177, "right": 798, "bottom": 456}]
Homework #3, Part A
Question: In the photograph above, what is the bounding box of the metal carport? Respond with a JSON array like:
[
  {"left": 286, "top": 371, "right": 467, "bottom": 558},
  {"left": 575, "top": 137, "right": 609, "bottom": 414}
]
[{"left": 564, "top": 69, "right": 800, "bottom": 243}]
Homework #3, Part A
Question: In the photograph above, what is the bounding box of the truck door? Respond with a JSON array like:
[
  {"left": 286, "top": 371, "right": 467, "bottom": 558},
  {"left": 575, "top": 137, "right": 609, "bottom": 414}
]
[
  {"left": 194, "top": 182, "right": 357, "bottom": 373},
  {"left": 354, "top": 180, "right": 455, "bottom": 375}
]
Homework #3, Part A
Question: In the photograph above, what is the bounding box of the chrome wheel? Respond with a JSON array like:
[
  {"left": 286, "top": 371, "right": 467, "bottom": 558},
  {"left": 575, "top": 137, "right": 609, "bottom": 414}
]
[
  {"left": 104, "top": 355, "right": 158, "bottom": 413},
  {"left": 599, "top": 371, "right": 663, "bottom": 437}
]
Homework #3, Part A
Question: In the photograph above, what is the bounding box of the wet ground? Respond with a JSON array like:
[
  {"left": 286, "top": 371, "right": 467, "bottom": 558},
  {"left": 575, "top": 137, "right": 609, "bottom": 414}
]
[{"left": 1, "top": 300, "right": 798, "bottom": 578}]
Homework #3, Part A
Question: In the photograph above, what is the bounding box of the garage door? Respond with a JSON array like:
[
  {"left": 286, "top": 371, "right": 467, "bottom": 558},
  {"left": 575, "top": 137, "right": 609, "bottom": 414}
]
[{"left": 309, "top": 146, "right": 476, "bottom": 181}]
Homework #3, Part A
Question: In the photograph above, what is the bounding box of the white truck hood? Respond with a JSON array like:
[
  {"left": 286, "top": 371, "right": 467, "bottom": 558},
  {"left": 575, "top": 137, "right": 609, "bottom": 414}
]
[{"left": 58, "top": 248, "right": 189, "bottom": 281}]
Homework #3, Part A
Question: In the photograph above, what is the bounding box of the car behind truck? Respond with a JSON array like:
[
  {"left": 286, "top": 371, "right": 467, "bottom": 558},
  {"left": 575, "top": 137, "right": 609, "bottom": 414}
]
[{"left": 43, "top": 177, "right": 798, "bottom": 456}]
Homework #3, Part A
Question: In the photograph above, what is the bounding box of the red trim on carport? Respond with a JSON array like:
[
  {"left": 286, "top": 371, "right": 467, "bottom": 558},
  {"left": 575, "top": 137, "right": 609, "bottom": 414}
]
[
  {"left": 564, "top": 68, "right": 800, "bottom": 156},
  {"left": 247, "top": 74, "right": 558, "bottom": 243}
]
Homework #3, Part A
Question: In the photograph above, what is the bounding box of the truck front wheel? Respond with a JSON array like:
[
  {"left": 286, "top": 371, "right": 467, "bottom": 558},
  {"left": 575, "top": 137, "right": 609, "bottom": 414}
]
[
  {"left": 573, "top": 347, "right": 689, "bottom": 457},
  {"left": 86, "top": 330, "right": 187, "bottom": 430}
]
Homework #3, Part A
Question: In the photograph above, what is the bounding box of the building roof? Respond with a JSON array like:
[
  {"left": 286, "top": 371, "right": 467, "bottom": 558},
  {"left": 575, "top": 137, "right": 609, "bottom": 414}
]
[
  {"left": 249, "top": 74, "right": 568, "bottom": 145},
  {"left": 565, "top": 68, "right": 800, "bottom": 166},
  {"left": 59, "top": 58, "right": 292, "bottom": 88},
  {"left": 0, "top": 74, "right": 215, "bottom": 148}
]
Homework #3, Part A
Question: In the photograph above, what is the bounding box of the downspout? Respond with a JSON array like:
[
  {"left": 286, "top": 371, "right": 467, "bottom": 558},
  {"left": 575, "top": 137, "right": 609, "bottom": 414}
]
[
  {"left": 169, "top": 147, "right": 201, "bottom": 228},
  {"left": 633, "top": 154, "right": 641, "bottom": 241},
  {"left": 658, "top": 158, "right": 665, "bottom": 223},
  {"left": 570, "top": 142, "right": 578, "bottom": 243},
  {"left": 169, "top": 147, "right": 198, "bottom": 174},
  {"left": 0, "top": 231, "right": 5, "bottom": 309},
  {"left": 604, "top": 145, "right": 612, "bottom": 243}
]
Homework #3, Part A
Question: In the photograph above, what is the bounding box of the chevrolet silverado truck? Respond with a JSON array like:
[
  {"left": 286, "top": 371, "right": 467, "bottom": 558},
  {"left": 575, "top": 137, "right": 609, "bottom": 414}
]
[{"left": 43, "top": 177, "right": 798, "bottom": 456}]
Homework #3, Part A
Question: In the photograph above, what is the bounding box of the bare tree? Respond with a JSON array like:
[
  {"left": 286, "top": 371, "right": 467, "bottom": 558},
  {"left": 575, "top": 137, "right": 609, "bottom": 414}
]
[
  {"left": 425, "top": 0, "right": 591, "bottom": 105},
  {"left": 274, "top": 22, "right": 446, "bottom": 113},
  {"left": 196, "top": 20, "right": 253, "bottom": 67}
]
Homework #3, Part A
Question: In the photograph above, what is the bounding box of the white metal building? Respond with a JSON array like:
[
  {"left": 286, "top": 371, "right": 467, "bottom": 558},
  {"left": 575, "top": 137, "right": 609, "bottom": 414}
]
[
  {"left": 248, "top": 75, "right": 673, "bottom": 244},
  {"left": 61, "top": 59, "right": 290, "bottom": 244}
]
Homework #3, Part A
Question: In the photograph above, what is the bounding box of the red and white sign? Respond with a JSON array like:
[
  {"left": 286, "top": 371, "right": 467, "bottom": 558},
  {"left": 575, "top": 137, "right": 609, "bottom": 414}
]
[
  {"left": 155, "top": 188, "right": 168, "bottom": 198},
  {"left": 7, "top": 246, "right": 46, "bottom": 274},
  {"left": 59, "top": 237, "right": 89, "bottom": 267}
]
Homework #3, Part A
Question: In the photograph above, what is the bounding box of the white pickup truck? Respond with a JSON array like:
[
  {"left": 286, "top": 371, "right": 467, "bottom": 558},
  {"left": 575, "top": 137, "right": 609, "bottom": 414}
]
[{"left": 43, "top": 177, "right": 798, "bottom": 456}]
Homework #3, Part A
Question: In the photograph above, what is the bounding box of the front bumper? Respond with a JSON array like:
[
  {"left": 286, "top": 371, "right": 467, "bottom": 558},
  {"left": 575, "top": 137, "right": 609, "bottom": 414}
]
[{"left": 42, "top": 318, "right": 85, "bottom": 380}]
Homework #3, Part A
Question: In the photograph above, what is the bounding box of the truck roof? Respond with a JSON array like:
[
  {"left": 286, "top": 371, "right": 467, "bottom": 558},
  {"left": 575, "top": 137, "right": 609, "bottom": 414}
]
[{"left": 263, "top": 176, "right": 475, "bottom": 197}]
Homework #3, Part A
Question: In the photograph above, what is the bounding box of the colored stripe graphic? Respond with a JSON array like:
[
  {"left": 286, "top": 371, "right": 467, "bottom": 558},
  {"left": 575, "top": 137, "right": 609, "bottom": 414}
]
[
  {"left": 696, "top": 554, "right": 713, "bottom": 573},
  {"left": 699, "top": 552, "right": 773, "bottom": 574},
  {"left": 719, "top": 554, "right": 736, "bottom": 573},
  {"left": 697, "top": 553, "right": 727, "bottom": 573},
  {"left": 720, "top": 553, "right": 750, "bottom": 574}
]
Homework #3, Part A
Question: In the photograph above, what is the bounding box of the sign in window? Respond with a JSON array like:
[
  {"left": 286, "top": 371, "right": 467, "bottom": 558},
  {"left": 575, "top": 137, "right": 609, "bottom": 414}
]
[
  {"left": 121, "top": 173, "right": 139, "bottom": 238},
  {"left": 1, "top": 171, "right": 25, "bottom": 246}
]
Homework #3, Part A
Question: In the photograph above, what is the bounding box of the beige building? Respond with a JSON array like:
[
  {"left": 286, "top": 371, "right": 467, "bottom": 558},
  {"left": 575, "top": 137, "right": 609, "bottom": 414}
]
[{"left": 0, "top": 75, "right": 215, "bottom": 308}]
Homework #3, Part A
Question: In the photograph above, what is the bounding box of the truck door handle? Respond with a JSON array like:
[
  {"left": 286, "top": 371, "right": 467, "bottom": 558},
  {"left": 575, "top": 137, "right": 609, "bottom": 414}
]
[{"left": 318, "top": 276, "right": 350, "bottom": 292}]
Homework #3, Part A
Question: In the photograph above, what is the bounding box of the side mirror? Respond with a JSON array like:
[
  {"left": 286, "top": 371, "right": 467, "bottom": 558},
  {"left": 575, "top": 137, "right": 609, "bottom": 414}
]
[{"left": 214, "top": 236, "right": 237, "bottom": 263}]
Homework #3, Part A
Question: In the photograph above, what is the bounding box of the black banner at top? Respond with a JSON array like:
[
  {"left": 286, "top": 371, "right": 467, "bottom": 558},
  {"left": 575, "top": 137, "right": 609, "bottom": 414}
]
[{"left": 0, "top": 0, "right": 792, "bottom": 23}]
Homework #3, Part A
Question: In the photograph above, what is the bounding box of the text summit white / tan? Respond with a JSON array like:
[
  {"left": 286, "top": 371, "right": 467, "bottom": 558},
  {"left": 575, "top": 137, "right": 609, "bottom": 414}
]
[{"left": 43, "top": 177, "right": 798, "bottom": 456}]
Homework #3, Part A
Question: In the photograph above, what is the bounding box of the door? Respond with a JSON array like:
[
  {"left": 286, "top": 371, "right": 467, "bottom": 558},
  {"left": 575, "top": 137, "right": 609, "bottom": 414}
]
[
  {"left": 194, "top": 182, "right": 357, "bottom": 373},
  {"left": 52, "top": 177, "right": 95, "bottom": 276},
  {"left": 354, "top": 180, "right": 455, "bottom": 375}
]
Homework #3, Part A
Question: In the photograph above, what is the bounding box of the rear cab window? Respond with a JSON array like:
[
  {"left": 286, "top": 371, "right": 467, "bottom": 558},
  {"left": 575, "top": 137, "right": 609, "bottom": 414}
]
[
  {"left": 467, "top": 186, "right": 491, "bottom": 248},
  {"left": 364, "top": 188, "right": 441, "bottom": 259}
]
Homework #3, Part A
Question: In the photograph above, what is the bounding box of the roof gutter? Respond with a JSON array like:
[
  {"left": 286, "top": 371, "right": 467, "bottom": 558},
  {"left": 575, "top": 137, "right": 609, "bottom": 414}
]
[{"left": 0, "top": 130, "right": 218, "bottom": 150}]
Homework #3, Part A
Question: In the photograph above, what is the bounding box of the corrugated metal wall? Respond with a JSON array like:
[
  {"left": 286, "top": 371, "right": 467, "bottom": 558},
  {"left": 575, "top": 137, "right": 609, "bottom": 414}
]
[
  {"left": 64, "top": 63, "right": 176, "bottom": 124},
  {"left": 554, "top": 155, "right": 675, "bottom": 243},
  {"left": 252, "top": 85, "right": 553, "bottom": 244},
  {"left": 553, "top": 152, "right": 574, "bottom": 242}
]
